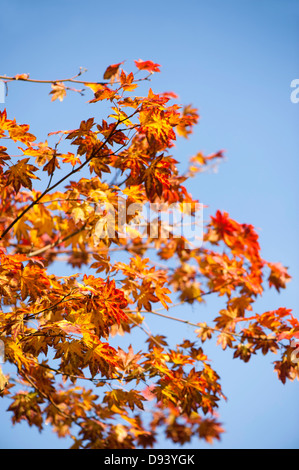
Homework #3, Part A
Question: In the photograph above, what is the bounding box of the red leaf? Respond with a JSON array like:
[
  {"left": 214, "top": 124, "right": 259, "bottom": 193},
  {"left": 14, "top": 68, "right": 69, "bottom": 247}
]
[{"left": 134, "top": 59, "right": 161, "bottom": 73}]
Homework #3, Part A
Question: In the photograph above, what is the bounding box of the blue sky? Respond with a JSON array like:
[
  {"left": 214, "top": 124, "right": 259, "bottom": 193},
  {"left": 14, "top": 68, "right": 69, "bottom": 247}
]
[{"left": 0, "top": 0, "right": 298, "bottom": 449}]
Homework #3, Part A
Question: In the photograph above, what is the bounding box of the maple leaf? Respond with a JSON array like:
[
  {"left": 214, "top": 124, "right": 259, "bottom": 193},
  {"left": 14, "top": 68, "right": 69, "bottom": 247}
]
[
  {"left": 54, "top": 340, "right": 85, "bottom": 372},
  {"left": 70, "top": 206, "right": 86, "bottom": 225},
  {"left": 104, "top": 389, "right": 145, "bottom": 412},
  {"left": 20, "top": 141, "right": 55, "bottom": 167},
  {"left": 7, "top": 122, "right": 36, "bottom": 146},
  {"left": 8, "top": 392, "right": 44, "bottom": 430},
  {"left": 197, "top": 418, "right": 224, "bottom": 444},
  {"left": 233, "top": 343, "right": 255, "bottom": 363},
  {"left": 62, "top": 152, "right": 81, "bottom": 167},
  {"left": 119, "top": 71, "right": 138, "bottom": 92},
  {"left": 4, "top": 158, "right": 40, "bottom": 193},
  {"left": 20, "top": 263, "right": 51, "bottom": 301},
  {"left": 176, "top": 105, "right": 199, "bottom": 138},
  {"left": 214, "top": 308, "right": 238, "bottom": 331},
  {"left": 5, "top": 340, "right": 33, "bottom": 371},
  {"left": 217, "top": 332, "right": 236, "bottom": 350},
  {"left": 134, "top": 282, "right": 160, "bottom": 312},
  {"left": 90, "top": 253, "right": 111, "bottom": 275},
  {"left": 267, "top": 262, "right": 291, "bottom": 291},
  {"left": 195, "top": 323, "right": 213, "bottom": 343},
  {"left": 88, "top": 85, "right": 117, "bottom": 103},
  {"left": 43, "top": 154, "right": 60, "bottom": 176},
  {"left": 0, "top": 146, "right": 10, "bottom": 166},
  {"left": 116, "top": 345, "right": 144, "bottom": 379},
  {"left": 103, "top": 62, "right": 124, "bottom": 80},
  {"left": 274, "top": 358, "right": 297, "bottom": 384},
  {"left": 21, "top": 331, "right": 50, "bottom": 357},
  {"left": 81, "top": 276, "right": 128, "bottom": 328},
  {"left": 142, "top": 154, "right": 172, "bottom": 201},
  {"left": 83, "top": 333, "right": 118, "bottom": 378},
  {"left": 134, "top": 60, "right": 161, "bottom": 73},
  {"left": 66, "top": 118, "right": 94, "bottom": 140},
  {"left": 50, "top": 82, "right": 67, "bottom": 102}
]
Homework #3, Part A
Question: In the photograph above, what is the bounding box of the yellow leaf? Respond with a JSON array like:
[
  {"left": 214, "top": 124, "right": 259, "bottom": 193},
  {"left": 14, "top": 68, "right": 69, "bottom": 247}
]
[
  {"left": 50, "top": 82, "right": 67, "bottom": 102},
  {"left": 84, "top": 82, "right": 104, "bottom": 94}
]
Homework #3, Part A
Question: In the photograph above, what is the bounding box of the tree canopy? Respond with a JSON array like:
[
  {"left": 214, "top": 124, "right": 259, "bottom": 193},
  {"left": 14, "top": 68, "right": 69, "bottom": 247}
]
[{"left": 0, "top": 60, "right": 298, "bottom": 449}]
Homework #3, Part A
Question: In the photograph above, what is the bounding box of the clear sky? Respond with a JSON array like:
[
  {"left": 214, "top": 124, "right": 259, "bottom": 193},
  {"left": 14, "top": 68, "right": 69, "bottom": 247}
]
[{"left": 0, "top": 0, "right": 298, "bottom": 449}]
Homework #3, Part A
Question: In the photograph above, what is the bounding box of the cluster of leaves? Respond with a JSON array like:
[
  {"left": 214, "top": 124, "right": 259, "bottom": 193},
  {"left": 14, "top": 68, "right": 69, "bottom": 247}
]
[{"left": 0, "top": 60, "right": 297, "bottom": 449}]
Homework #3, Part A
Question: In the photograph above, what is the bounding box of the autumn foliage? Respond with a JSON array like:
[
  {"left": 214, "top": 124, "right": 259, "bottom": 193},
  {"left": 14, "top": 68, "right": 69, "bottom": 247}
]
[{"left": 0, "top": 60, "right": 297, "bottom": 448}]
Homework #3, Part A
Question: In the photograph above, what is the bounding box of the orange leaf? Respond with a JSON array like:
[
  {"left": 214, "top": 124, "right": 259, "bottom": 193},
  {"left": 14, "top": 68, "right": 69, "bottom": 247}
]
[
  {"left": 134, "top": 59, "right": 161, "bottom": 73},
  {"left": 4, "top": 158, "right": 39, "bottom": 193},
  {"left": 103, "top": 62, "right": 124, "bottom": 80}
]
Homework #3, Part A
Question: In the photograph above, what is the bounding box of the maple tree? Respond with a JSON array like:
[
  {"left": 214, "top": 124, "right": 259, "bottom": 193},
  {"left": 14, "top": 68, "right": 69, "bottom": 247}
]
[{"left": 0, "top": 60, "right": 298, "bottom": 449}]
